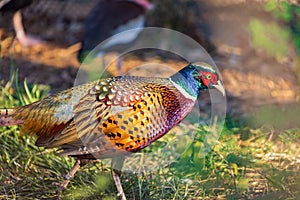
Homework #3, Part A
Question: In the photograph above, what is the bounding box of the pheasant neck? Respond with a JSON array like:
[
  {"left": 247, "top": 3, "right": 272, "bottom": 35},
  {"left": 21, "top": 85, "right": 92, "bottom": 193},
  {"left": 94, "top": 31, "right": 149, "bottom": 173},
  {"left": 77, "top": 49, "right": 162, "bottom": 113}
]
[{"left": 169, "top": 72, "right": 199, "bottom": 101}]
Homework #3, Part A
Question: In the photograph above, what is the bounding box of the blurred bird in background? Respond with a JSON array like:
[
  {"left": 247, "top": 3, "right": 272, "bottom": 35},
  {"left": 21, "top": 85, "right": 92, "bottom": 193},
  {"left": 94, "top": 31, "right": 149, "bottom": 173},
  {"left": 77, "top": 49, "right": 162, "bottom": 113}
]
[{"left": 77, "top": 0, "right": 153, "bottom": 75}]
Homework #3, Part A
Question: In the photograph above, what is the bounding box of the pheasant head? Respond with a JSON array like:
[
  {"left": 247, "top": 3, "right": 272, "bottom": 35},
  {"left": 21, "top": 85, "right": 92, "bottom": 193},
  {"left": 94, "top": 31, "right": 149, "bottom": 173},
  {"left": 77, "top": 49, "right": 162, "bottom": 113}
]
[{"left": 170, "top": 62, "right": 225, "bottom": 100}]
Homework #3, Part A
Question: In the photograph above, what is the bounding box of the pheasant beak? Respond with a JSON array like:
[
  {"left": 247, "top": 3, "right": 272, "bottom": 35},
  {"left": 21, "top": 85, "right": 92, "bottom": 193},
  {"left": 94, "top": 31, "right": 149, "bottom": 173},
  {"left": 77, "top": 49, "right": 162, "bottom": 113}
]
[{"left": 212, "top": 80, "right": 225, "bottom": 96}]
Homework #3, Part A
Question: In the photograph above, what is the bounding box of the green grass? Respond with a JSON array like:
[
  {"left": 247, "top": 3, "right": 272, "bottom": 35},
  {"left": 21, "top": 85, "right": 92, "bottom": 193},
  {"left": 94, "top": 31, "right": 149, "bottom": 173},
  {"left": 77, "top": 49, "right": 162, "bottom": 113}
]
[
  {"left": 248, "top": 18, "right": 291, "bottom": 61},
  {"left": 0, "top": 73, "right": 300, "bottom": 200}
]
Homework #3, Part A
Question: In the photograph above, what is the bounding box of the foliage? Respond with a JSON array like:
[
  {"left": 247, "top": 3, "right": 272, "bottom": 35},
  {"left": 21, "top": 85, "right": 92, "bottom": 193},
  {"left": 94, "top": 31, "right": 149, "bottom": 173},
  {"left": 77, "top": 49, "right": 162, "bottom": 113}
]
[
  {"left": 247, "top": 0, "right": 300, "bottom": 83},
  {"left": 265, "top": 0, "right": 300, "bottom": 53},
  {"left": 248, "top": 18, "right": 291, "bottom": 60},
  {"left": 248, "top": 0, "right": 300, "bottom": 60}
]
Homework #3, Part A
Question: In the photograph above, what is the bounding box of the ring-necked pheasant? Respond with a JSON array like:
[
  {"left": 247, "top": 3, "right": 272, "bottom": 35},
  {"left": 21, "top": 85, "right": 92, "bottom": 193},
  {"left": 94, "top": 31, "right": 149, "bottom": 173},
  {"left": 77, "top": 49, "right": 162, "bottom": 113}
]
[{"left": 0, "top": 62, "right": 225, "bottom": 199}]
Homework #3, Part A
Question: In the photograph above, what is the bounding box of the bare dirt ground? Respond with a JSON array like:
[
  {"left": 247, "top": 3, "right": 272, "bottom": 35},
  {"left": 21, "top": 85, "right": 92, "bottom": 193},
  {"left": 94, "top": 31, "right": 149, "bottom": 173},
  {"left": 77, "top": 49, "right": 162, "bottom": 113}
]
[{"left": 0, "top": 0, "right": 299, "bottom": 118}]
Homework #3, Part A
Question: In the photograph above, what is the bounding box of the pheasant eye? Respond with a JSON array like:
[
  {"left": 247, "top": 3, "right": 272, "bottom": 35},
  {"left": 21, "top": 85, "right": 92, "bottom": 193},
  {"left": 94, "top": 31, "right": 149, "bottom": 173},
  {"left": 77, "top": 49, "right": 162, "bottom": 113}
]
[{"left": 206, "top": 74, "right": 212, "bottom": 79}]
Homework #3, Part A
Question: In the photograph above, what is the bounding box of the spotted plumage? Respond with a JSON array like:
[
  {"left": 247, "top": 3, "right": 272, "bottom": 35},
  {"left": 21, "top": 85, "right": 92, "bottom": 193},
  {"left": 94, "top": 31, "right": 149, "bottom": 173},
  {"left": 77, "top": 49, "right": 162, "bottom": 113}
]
[{"left": 0, "top": 62, "right": 225, "bottom": 199}]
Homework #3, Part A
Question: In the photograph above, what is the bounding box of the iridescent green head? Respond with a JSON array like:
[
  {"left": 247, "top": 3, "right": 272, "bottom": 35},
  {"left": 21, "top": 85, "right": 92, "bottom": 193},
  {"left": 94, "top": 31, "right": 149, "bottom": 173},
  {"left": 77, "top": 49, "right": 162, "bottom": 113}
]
[{"left": 170, "top": 62, "right": 225, "bottom": 98}]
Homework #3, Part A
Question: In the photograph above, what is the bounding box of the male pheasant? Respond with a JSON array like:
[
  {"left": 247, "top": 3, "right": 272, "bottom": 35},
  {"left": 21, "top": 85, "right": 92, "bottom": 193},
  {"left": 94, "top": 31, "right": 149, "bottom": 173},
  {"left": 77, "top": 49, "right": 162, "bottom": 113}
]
[{"left": 0, "top": 62, "right": 225, "bottom": 199}]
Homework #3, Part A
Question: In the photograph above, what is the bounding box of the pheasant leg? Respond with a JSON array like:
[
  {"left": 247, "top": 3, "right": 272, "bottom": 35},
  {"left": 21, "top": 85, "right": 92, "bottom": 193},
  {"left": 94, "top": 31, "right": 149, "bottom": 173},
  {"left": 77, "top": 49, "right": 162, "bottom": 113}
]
[
  {"left": 57, "top": 159, "right": 82, "bottom": 199},
  {"left": 111, "top": 157, "right": 126, "bottom": 200}
]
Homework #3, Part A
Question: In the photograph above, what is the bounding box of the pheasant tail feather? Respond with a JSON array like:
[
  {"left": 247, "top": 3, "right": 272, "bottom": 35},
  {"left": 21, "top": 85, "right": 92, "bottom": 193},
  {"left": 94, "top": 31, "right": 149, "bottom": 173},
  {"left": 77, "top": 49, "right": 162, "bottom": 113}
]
[{"left": 0, "top": 108, "right": 23, "bottom": 126}]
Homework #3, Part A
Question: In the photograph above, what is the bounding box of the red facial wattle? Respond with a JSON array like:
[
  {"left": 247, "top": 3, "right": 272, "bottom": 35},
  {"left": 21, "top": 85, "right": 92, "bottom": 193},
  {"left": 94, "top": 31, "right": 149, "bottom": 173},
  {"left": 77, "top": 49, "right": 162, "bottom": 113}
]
[{"left": 201, "top": 72, "right": 218, "bottom": 87}]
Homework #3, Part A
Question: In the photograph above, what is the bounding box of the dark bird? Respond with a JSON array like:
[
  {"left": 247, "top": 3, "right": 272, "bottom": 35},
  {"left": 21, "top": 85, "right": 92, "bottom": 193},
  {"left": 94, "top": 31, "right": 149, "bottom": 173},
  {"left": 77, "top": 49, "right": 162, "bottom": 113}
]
[
  {"left": 78, "top": 0, "right": 153, "bottom": 74},
  {"left": 0, "top": 0, "right": 42, "bottom": 46},
  {"left": 0, "top": 62, "right": 225, "bottom": 199}
]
